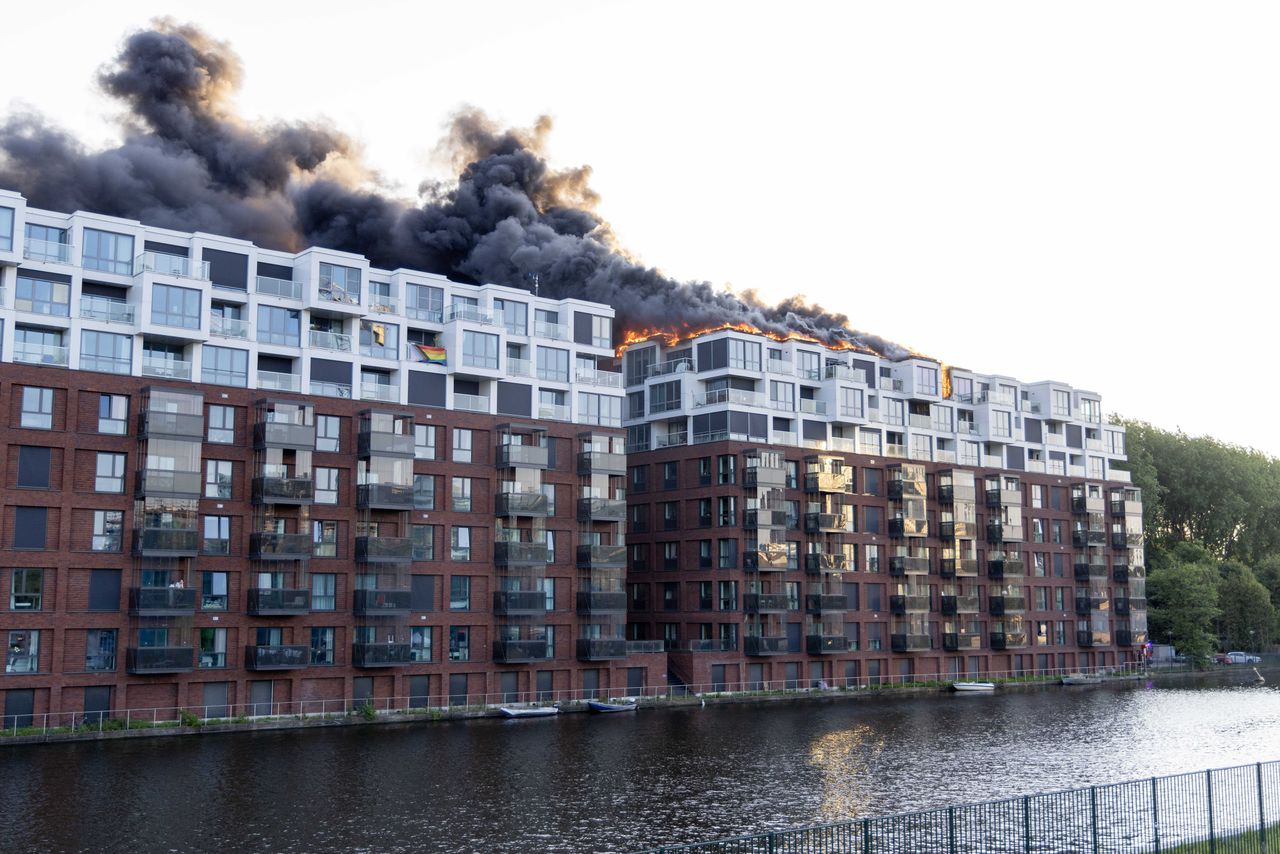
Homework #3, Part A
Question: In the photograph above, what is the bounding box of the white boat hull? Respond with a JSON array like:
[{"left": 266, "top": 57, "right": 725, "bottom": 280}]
[
  {"left": 951, "top": 682, "right": 996, "bottom": 692},
  {"left": 499, "top": 706, "right": 559, "bottom": 718}
]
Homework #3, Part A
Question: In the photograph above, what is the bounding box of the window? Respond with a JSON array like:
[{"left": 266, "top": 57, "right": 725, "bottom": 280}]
[
  {"left": 410, "top": 627, "right": 434, "bottom": 662},
  {"left": 10, "top": 569, "right": 42, "bottom": 610},
  {"left": 449, "top": 626, "right": 470, "bottom": 661},
  {"left": 313, "top": 521, "right": 338, "bottom": 557},
  {"left": 151, "top": 283, "right": 202, "bottom": 329},
  {"left": 257, "top": 305, "right": 301, "bottom": 346},
  {"left": 80, "top": 330, "right": 132, "bottom": 374},
  {"left": 5, "top": 630, "right": 39, "bottom": 673},
  {"left": 450, "top": 576, "right": 471, "bottom": 610},
  {"left": 728, "top": 339, "right": 761, "bottom": 371},
  {"left": 316, "top": 415, "right": 341, "bottom": 452},
  {"left": 450, "top": 527, "right": 473, "bottom": 561},
  {"left": 1080, "top": 398, "right": 1101, "bottom": 422},
  {"left": 544, "top": 530, "right": 556, "bottom": 564},
  {"left": 92, "top": 511, "right": 124, "bottom": 551},
  {"left": 718, "top": 538, "right": 737, "bottom": 569},
  {"left": 201, "top": 572, "right": 228, "bottom": 610},
  {"left": 770, "top": 381, "right": 794, "bottom": 409},
  {"left": 717, "top": 454, "right": 736, "bottom": 485},
  {"left": 915, "top": 365, "right": 939, "bottom": 396},
  {"left": 98, "top": 395, "right": 128, "bottom": 435},
  {"left": 992, "top": 410, "right": 1012, "bottom": 439},
  {"left": 198, "top": 628, "right": 227, "bottom": 668},
  {"left": 15, "top": 274, "right": 70, "bottom": 316},
  {"left": 493, "top": 298, "right": 527, "bottom": 335},
  {"left": 536, "top": 346, "right": 569, "bottom": 381},
  {"left": 82, "top": 228, "right": 134, "bottom": 275},
  {"left": 591, "top": 315, "right": 612, "bottom": 348},
  {"left": 201, "top": 405, "right": 234, "bottom": 444},
  {"left": 1031, "top": 485, "right": 1044, "bottom": 509},
  {"left": 414, "top": 424, "right": 437, "bottom": 460},
  {"left": 411, "top": 524, "right": 436, "bottom": 560},
  {"left": 452, "top": 477, "right": 472, "bottom": 512},
  {"left": 360, "top": 320, "right": 400, "bottom": 360},
  {"left": 13, "top": 507, "right": 48, "bottom": 550},
  {"left": 202, "top": 346, "right": 248, "bottom": 387},
  {"left": 316, "top": 468, "right": 339, "bottom": 505},
  {"left": 413, "top": 474, "right": 436, "bottom": 510},
  {"left": 311, "top": 574, "right": 336, "bottom": 610},
  {"left": 452, "top": 428, "right": 473, "bottom": 463},
  {"left": 202, "top": 516, "right": 230, "bottom": 555},
  {"left": 20, "top": 387, "right": 54, "bottom": 429},
  {"left": 319, "top": 262, "right": 361, "bottom": 302},
  {"left": 0, "top": 206, "right": 10, "bottom": 250},
  {"left": 85, "top": 629, "right": 117, "bottom": 672},
  {"left": 310, "top": 627, "right": 336, "bottom": 665},
  {"left": 15, "top": 446, "right": 50, "bottom": 489},
  {"left": 406, "top": 283, "right": 443, "bottom": 321},
  {"left": 578, "top": 393, "right": 622, "bottom": 426},
  {"left": 205, "top": 460, "right": 233, "bottom": 498},
  {"left": 95, "top": 452, "right": 126, "bottom": 493},
  {"left": 462, "top": 330, "right": 499, "bottom": 370}
]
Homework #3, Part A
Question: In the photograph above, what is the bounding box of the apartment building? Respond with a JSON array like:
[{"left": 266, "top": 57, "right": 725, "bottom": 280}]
[
  {"left": 0, "top": 190, "right": 658, "bottom": 725},
  {"left": 621, "top": 329, "right": 1147, "bottom": 689}
]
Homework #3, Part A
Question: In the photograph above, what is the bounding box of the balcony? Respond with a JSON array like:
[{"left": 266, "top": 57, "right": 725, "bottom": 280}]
[
  {"left": 805, "top": 594, "right": 848, "bottom": 613},
  {"left": 577, "top": 497, "right": 625, "bottom": 521},
  {"left": 209, "top": 315, "right": 249, "bottom": 339},
  {"left": 355, "top": 536, "right": 414, "bottom": 563},
  {"left": 498, "top": 492, "right": 551, "bottom": 517},
  {"left": 891, "top": 634, "right": 931, "bottom": 653},
  {"left": 135, "top": 251, "right": 210, "bottom": 281},
  {"left": 744, "top": 509, "right": 788, "bottom": 529},
  {"left": 743, "top": 593, "right": 791, "bottom": 613},
  {"left": 358, "top": 429, "right": 415, "bottom": 458},
  {"left": 311, "top": 381, "right": 352, "bottom": 399},
  {"left": 578, "top": 451, "right": 626, "bottom": 475},
  {"left": 252, "top": 476, "right": 314, "bottom": 504},
  {"left": 985, "top": 488, "right": 1021, "bottom": 508},
  {"left": 1115, "top": 630, "right": 1135, "bottom": 647},
  {"left": 352, "top": 642, "right": 412, "bottom": 667},
  {"left": 940, "top": 595, "right": 980, "bottom": 616},
  {"left": 81, "top": 296, "right": 136, "bottom": 325},
  {"left": 937, "top": 484, "right": 955, "bottom": 504},
  {"left": 576, "top": 638, "right": 628, "bottom": 660},
  {"left": 454, "top": 393, "right": 489, "bottom": 413},
  {"left": 492, "top": 590, "right": 548, "bottom": 616},
  {"left": 1076, "top": 631, "right": 1096, "bottom": 648},
  {"left": 940, "top": 558, "right": 979, "bottom": 578},
  {"left": 889, "top": 594, "right": 931, "bottom": 614},
  {"left": 247, "top": 588, "right": 311, "bottom": 615},
  {"left": 134, "top": 528, "right": 199, "bottom": 556},
  {"left": 804, "top": 635, "right": 850, "bottom": 655},
  {"left": 889, "top": 555, "right": 930, "bottom": 576},
  {"left": 308, "top": 329, "right": 351, "bottom": 351},
  {"left": 804, "top": 512, "right": 844, "bottom": 533},
  {"left": 804, "top": 471, "right": 851, "bottom": 493},
  {"left": 744, "top": 466, "right": 788, "bottom": 488},
  {"left": 888, "top": 518, "right": 928, "bottom": 538},
  {"left": 496, "top": 444, "right": 549, "bottom": 469},
  {"left": 990, "top": 632, "right": 1028, "bottom": 651},
  {"left": 492, "top": 639, "right": 552, "bottom": 663},
  {"left": 1113, "top": 565, "right": 1130, "bottom": 584},
  {"left": 129, "top": 586, "right": 197, "bottom": 616},
  {"left": 696, "top": 388, "right": 763, "bottom": 408},
  {"left": 1073, "top": 561, "right": 1109, "bottom": 581},
  {"left": 1072, "top": 530, "right": 1108, "bottom": 548},
  {"left": 142, "top": 410, "right": 204, "bottom": 438},
  {"left": 136, "top": 468, "right": 202, "bottom": 497},
  {"left": 988, "top": 596, "right": 1025, "bottom": 616},
  {"left": 254, "top": 421, "right": 315, "bottom": 449},
  {"left": 141, "top": 358, "right": 192, "bottom": 381},
  {"left": 943, "top": 633, "right": 983, "bottom": 651},
  {"left": 258, "top": 371, "right": 301, "bottom": 393},
  {"left": 576, "top": 591, "right": 627, "bottom": 614},
  {"left": 987, "top": 558, "right": 1025, "bottom": 580},
  {"left": 250, "top": 533, "right": 313, "bottom": 560},
  {"left": 576, "top": 544, "right": 626, "bottom": 568},
  {"left": 13, "top": 342, "right": 70, "bottom": 367},
  {"left": 1115, "top": 598, "right": 1132, "bottom": 616},
  {"left": 356, "top": 483, "right": 415, "bottom": 510},
  {"left": 352, "top": 589, "right": 412, "bottom": 615},
  {"left": 495, "top": 542, "right": 551, "bottom": 565},
  {"left": 126, "top": 646, "right": 195, "bottom": 674},
  {"left": 804, "top": 553, "right": 849, "bottom": 573},
  {"left": 986, "top": 522, "right": 1005, "bottom": 544},
  {"left": 746, "top": 636, "right": 789, "bottom": 656},
  {"left": 256, "top": 275, "right": 302, "bottom": 300},
  {"left": 744, "top": 547, "right": 790, "bottom": 571},
  {"left": 368, "top": 298, "right": 398, "bottom": 315},
  {"left": 245, "top": 645, "right": 309, "bottom": 670},
  {"left": 23, "top": 237, "right": 73, "bottom": 264}
]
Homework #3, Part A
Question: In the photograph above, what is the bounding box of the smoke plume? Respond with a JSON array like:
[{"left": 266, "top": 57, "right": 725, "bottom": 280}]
[{"left": 0, "top": 20, "right": 911, "bottom": 359}]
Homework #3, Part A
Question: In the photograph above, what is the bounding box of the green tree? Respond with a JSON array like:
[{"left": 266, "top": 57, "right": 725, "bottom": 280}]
[
  {"left": 1147, "top": 543, "right": 1221, "bottom": 663},
  {"left": 1217, "top": 561, "right": 1277, "bottom": 652},
  {"left": 1254, "top": 554, "right": 1280, "bottom": 610}
]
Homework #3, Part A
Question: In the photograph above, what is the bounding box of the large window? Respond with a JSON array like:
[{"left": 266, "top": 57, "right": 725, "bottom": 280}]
[
  {"left": 462, "top": 331, "right": 499, "bottom": 370},
  {"left": 536, "top": 346, "right": 569, "bottom": 382},
  {"left": 315, "top": 468, "right": 339, "bottom": 505},
  {"left": 80, "top": 330, "right": 132, "bottom": 374},
  {"left": 317, "top": 415, "right": 341, "bottom": 452},
  {"left": 82, "top": 228, "right": 134, "bottom": 275},
  {"left": 199, "top": 628, "right": 227, "bottom": 669},
  {"left": 20, "top": 387, "right": 53, "bottom": 429},
  {"left": 311, "top": 574, "right": 336, "bottom": 611},
  {"left": 319, "top": 262, "right": 361, "bottom": 303},
  {"left": 414, "top": 474, "right": 436, "bottom": 510},
  {"left": 728, "top": 339, "right": 761, "bottom": 371},
  {"left": 411, "top": 525, "right": 436, "bottom": 560},
  {"left": 0, "top": 206, "right": 12, "bottom": 251},
  {"left": 915, "top": 365, "right": 939, "bottom": 396},
  {"left": 450, "top": 576, "right": 471, "bottom": 610},
  {"left": 578, "top": 393, "right": 622, "bottom": 426},
  {"left": 494, "top": 298, "right": 527, "bottom": 335},
  {"left": 452, "top": 428, "right": 473, "bottom": 463},
  {"left": 202, "top": 346, "right": 248, "bottom": 387},
  {"left": 310, "top": 627, "right": 336, "bottom": 665},
  {"left": 15, "top": 274, "right": 70, "bottom": 316},
  {"left": 201, "top": 571, "right": 228, "bottom": 610},
  {"left": 450, "top": 527, "right": 472, "bottom": 561},
  {"left": 449, "top": 626, "right": 470, "bottom": 661},
  {"left": 360, "top": 320, "right": 400, "bottom": 360},
  {"left": 205, "top": 460, "right": 233, "bottom": 498},
  {"left": 202, "top": 515, "right": 230, "bottom": 554},
  {"left": 10, "top": 569, "right": 43, "bottom": 610},
  {"left": 151, "top": 283, "right": 201, "bottom": 329},
  {"left": 406, "top": 283, "right": 444, "bottom": 321},
  {"left": 257, "top": 305, "right": 301, "bottom": 347},
  {"left": 85, "top": 629, "right": 117, "bottom": 672},
  {"left": 24, "top": 223, "right": 68, "bottom": 262},
  {"left": 313, "top": 521, "right": 338, "bottom": 557},
  {"left": 98, "top": 394, "right": 128, "bottom": 435},
  {"left": 95, "top": 452, "right": 126, "bottom": 493},
  {"left": 92, "top": 511, "right": 124, "bottom": 552},
  {"left": 451, "top": 477, "right": 472, "bottom": 512},
  {"left": 5, "top": 630, "right": 39, "bottom": 673},
  {"left": 207, "top": 405, "right": 235, "bottom": 443},
  {"left": 591, "top": 315, "right": 612, "bottom": 348},
  {"left": 414, "top": 424, "right": 437, "bottom": 460}
]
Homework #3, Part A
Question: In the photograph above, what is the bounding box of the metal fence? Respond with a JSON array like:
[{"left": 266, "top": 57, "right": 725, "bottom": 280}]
[{"left": 635, "top": 760, "right": 1279, "bottom": 853}]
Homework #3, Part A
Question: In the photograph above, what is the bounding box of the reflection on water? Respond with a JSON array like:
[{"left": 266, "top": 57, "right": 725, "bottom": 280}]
[{"left": 1, "top": 673, "right": 1277, "bottom": 853}]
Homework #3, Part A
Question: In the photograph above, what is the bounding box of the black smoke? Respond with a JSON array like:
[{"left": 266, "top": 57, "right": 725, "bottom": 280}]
[{"left": 0, "top": 20, "right": 911, "bottom": 359}]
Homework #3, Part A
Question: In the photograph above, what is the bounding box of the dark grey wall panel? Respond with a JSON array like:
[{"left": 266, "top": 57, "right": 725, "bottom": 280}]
[
  {"left": 496, "top": 381, "right": 532, "bottom": 417},
  {"left": 1066, "top": 424, "right": 1083, "bottom": 448},
  {"left": 1024, "top": 418, "right": 1043, "bottom": 443},
  {"left": 144, "top": 240, "right": 187, "bottom": 257},
  {"left": 407, "top": 371, "right": 446, "bottom": 407},
  {"left": 310, "top": 358, "right": 351, "bottom": 384},
  {"left": 203, "top": 248, "right": 248, "bottom": 290},
  {"left": 257, "top": 261, "right": 293, "bottom": 280}
]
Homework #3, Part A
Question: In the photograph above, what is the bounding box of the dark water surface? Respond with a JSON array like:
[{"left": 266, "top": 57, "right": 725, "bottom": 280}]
[{"left": 3, "top": 671, "right": 1278, "bottom": 853}]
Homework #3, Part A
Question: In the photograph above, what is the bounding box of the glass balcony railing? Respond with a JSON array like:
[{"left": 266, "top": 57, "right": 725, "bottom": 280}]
[
  {"left": 135, "top": 251, "right": 211, "bottom": 280},
  {"left": 258, "top": 371, "right": 301, "bottom": 392},
  {"left": 209, "top": 315, "right": 250, "bottom": 338},
  {"left": 23, "top": 238, "right": 73, "bottom": 264},
  {"left": 245, "top": 645, "right": 309, "bottom": 670},
  {"left": 80, "top": 296, "right": 136, "bottom": 324},
  {"left": 141, "top": 358, "right": 192, "bottom": 380},
  {"left": 256, "top": 275, "right": 302, "bottom": 300},
  {"left": 13, "top": 342, "right": 69, "bottom": 366}
]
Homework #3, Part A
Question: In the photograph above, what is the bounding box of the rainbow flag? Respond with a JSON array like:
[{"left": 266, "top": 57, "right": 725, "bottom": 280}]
[{"left": 412, "top": 344, "right": 447, "bottom": 366}]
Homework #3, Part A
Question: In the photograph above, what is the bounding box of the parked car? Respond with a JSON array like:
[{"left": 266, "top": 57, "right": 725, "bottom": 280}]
[
  {"left": 1214, "top": 653, "right": 1232, "bottom": 665},
  {"left": 1227, "top": 651, "right": 1261, "bottom": 664}
]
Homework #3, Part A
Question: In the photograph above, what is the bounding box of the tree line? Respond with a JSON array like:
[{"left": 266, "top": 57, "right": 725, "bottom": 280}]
[{"left": 1115, "top": 420, "right": 1279, "bottom": 662}]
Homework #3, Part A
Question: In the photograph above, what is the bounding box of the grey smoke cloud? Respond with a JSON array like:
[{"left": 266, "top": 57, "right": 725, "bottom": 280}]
[{"left": 0, "top": 19, "right": 912, "bottom": 359}]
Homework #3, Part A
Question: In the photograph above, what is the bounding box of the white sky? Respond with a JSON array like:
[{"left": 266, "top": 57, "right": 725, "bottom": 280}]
[{"left": 4, "top": 1, "right": 1278, "bottom": 455}]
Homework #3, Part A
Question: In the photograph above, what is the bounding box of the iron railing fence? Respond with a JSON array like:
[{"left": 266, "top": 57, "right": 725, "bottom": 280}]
[{"left": 633, "top": 760, "right": 1279, "bottom": 854}]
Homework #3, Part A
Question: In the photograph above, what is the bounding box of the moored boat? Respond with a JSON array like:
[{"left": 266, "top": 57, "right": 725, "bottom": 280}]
[
  {"left": 951, "top": 681, "right": 996, "bottom": 692},
  {"left": 1061, "top": 673, "right": 1103, "bottom": 686},
  {"left": 588, "top": 699, "right": 638, "bottom": 713},
  {"left": 499, "top": 704, "right": 560, "bottom": 718}
]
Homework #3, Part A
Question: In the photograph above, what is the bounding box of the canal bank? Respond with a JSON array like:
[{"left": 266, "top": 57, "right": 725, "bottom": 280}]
[{"left": 0, "top": 662, "right": 1258, "bottom": 748}]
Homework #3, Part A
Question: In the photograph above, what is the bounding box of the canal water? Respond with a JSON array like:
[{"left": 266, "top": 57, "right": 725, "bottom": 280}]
[{"left": 2, "top": 670, "right": 1278, "bottom": 853}]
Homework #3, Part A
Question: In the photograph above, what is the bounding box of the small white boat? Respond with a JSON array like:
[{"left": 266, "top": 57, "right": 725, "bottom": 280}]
[
  {"left": 588, "top": 699, "right": 637, "bottom": 713},
  {"left": 951, "top": 681, "right": 996, "bottom": 692},
  {"left": 1061, "top": 673, "right": 1103, "bottom": 686},
  {"left": 499, "top": 704, "right": 559, "bottom": 718}
]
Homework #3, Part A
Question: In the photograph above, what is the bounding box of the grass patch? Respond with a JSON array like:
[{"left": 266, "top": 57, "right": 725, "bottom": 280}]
[{"left": 1157, "top": 823, "right": 1280, "bottom": 853}]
